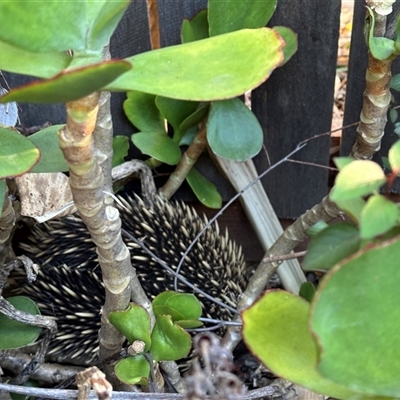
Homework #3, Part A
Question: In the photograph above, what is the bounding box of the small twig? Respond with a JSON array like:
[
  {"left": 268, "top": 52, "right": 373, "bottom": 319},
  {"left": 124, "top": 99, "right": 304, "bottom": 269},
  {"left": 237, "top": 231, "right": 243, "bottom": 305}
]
[{"left": 286, "top": 159, "right": 338, "bottom": 172}]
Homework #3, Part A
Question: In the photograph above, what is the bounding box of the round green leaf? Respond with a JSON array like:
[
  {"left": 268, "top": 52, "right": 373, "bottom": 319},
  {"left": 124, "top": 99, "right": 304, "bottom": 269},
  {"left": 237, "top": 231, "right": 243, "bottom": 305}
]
[
  {"left": 179, "top": 105, "right": 210, "bottom": 144},
  {"left": 0, "top": 1, "right": 129, "bottom": 53},
  {"left": 208, "top": 0, "right": 276, "bottom": 36},
  {"left": 273, "top": 26, "right": 298, "bottom": 66},
  {"left": 164, "top": 293, "right": 202, "bottom": 321},
  {"left": 131, "top": 132, "right": 181, "bottom": 165},
  {"left": 0, "top": 127, "right": 40, "bottom": 178},
  {"left": 390, "top": 73, "right": 400, "bottom": 92},
  {"left": 29, "top": 125, "right": 68, "bottom": 173},
  {"left": 186, "top": 167, "right": 222, "bottom": 209},
  {"left": 311, "top": 236, "right": 400, "bottom": 397},
  {"left": 0, "top": 61, "right": 132, "bottom": 104},
  {"left": 302, "top": 222, "right": 360, "bottom": 271},
  {"left": 155, "top": 96, "right": 198, "bottom": 135},
  {"left": 0, "top": 296, "right": 41, "bottom": 349},
  {"left": 299, "top": 282, "right": 316, "bottom": 303},
  {"left": 109, "top": 303, "right": 151, "bottom": 350},
  {"left": 0, "top": 40, "right": 71, "bottom": 79},
  {"left": 153, "top": 291, "right": 202, "bottom": 322},
  {"left": 114, "top": 355, "right": 150, "bottom": 386},
  {"left": 333, "top": 157, "right": 355, "bottom": 170},
  {"left": 106, "top": 28, "right": 284, "bottom": 101},
  {"left": 360, "top": 194, "right": 398, "bottom": 239},
  {"left": 150, "top": 315, "right": 192, "bottom": 362},
  {"left": 242, "top": 291, "right": 357, "bottom": 399},
  {"left": 207, "top": 99, "right": 263, "bottom": 161},
  {"left": 388, "top": 140, "right": 400, "bottom": 173},
  {"left": 330, "top": 160, "right": 386, "bottom": 201},
  {"left": 112, "top": 136, "right": 129, "bottom": 168},
  {"left": 123, "top": 91, "right": 164, "bottom": 132},
  {"left": 181, "top": 9, "right": 209, "bottom": 44}
]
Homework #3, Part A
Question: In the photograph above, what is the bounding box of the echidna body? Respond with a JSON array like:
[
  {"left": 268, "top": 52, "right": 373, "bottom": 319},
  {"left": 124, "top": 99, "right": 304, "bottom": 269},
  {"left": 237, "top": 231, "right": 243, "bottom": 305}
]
[{"left": 17, "top": 195, "right": 246, "bottom": 365}]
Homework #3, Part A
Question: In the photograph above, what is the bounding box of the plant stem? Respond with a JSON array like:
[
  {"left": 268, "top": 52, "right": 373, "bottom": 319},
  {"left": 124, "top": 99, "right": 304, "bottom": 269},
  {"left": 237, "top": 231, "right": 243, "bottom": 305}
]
[
  {"left": 159, "top": 124, "right": 207, "bottom": 199},
  {"left": 58, "top": 92, "right": 134, "bottom": 360},
  {"left": 350, "top": 7, "right": 392, "bottom": 159}
]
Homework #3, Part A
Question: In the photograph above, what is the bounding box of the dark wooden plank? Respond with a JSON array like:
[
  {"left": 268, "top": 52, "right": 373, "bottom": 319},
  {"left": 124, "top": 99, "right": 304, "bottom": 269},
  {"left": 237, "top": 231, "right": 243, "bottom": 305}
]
[{"left": 252, "top": 0, "right": 341, "bottom": 218}]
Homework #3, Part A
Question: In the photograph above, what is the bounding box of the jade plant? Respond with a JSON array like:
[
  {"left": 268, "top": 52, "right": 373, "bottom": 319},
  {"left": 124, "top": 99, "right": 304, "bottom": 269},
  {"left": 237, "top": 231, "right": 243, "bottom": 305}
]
[
  {"left": 242, "top": 138, "right": 400, "bottom": 399},
  {"left": 0, "top": 0, "right": 294, "bottom": 362},
  {"left": 109, "top": 291, "right": 202, "bottom": 386}
]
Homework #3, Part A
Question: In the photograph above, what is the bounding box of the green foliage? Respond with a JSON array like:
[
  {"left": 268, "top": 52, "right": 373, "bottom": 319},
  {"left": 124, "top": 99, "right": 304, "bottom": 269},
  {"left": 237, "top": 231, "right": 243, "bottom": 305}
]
[
  {"left": 112, "top": 136, "right": 129, "bottom": 168},
  {"left": 186, "top": 168, "right": 222, "bottom": 209},
  {"left": 208, "top": 0, "right": 277, "bottom": 36},
  {"left": 110, "top": 290, "right": 202, "bottom": 386},
  {"left": 0, "top": 127, "right": 40, "bottom": 178},
  {"left": 0, "top": 296, "right": 42, "bottom": 349},
  {"left": 243, "top": 140, "right": 400, "bottom": 399},
  {"left": 303, "top": 222, "right": 360, "bottom": 271},
  {"left": 29, "top": 125, "right": 68, "bottom": 173},
  {"left": 207, "top": 98, "right": 263, "bottom": 161}
]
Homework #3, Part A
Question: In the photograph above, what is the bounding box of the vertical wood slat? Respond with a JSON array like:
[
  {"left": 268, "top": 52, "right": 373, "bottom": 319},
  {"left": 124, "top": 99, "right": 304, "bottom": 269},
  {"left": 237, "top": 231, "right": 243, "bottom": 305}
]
[
  {"left": 342, "top": 0, "right": 400, "bottom": 192},
  {"left": 252, "top": 0, "right": 341, "bottom": 218}
]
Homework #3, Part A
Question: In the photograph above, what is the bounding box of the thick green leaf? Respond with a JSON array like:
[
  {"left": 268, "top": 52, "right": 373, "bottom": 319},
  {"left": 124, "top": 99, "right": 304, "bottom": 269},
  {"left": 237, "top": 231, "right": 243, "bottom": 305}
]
[
  {"left": 181, "top": 9, "right": 209, "bottom": 44},
  {"left": 0, "top": 127, "right": 40, "bottom": 178},
  {"left": 179, "top": 105, "right": 210, "bottom": 144},
  {"left": 333, "top": 197, "right": 366, "bottom": 224},
  {"left": 114, "top": 355, "right": 150, "bottom": 386},
  {"left": 299, "top": 282, "right": 316, "bottom": 303},
  {"left": 106, "top": 28, "right": 284, "bottom": 101},
  {"left": 112, "top": 136, "right": 129, "bottom": 168},
  {"left": 207, "top": 99, "right": 263, "bottom": 161},
  {"left": 0, "top": 61, "right": 132, "bottom": 104},
  {"left": 0, "top": 296, "right": 41, "bottom": 349},
  {"left": 186, "top": 167, "right": 222, "bottom": 209},
  {"left": 303, "top": 222, "right": 360, "bottom": 271},
  {"left": 333, "top": 157, "right": 355, "bottom": 170},
  {"left": 153, "top": 305, "right": 185, "bottom": 322},
  {"left": 388, "top": 140, "right": 400, "bottom": 173},
  {"left": 153, "top": 291, "right": 202, "bottom": 321},
  {"left": 390, "top": 73, "right": 400, "bottom": 91},
  {"left": 330, "top": 160, "right": 386, "bottom": 201},
  {"left": 109, "top": 303, "right": 151, "bottom": 350},
  {"left": 0, "top": 1, "right": 129, "bottom": 53},
  {"left": 273, "top": 26, "right": 298, "bottom": 66},
  {"left": 208, "top": 0, "right": 276, "bottom": 36},
  {"left": 242, "top": 291, "right": 358, "bottom": 399},
  {"left": 85, "top": 1, "right": 131, "bottom": 52},
  {"left": 124, "top": 91, "right": 165, "bottom": 132},
  {"left": 0, "top": 40, "right": 70, "bottom": 79},
  {"left": 150, "top": 315, "right": 192, "bottom": 362},
  {"left": 359, "top": 194, "right": 398, "bottom": 239},
  {"left": 29, "top": 125, "right": 68, "bottom": 173},
  {"left": 311, "top": 236, "right": 400, "bottom": 397},
  {"left": 155, "top": 96, "right": 198, "bottom": 136},
  {"left": 132, "top": 132, "right": 181, "bottom": 165},
  {"left": 366, "top": 7, "right": 396, "bottom": 60}
]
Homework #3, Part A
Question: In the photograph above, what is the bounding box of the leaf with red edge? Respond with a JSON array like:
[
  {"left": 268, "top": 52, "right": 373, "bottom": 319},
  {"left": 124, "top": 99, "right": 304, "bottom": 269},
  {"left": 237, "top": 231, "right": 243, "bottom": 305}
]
[{"left": 0, "top": 61, "right": 131, "bottom": 104}]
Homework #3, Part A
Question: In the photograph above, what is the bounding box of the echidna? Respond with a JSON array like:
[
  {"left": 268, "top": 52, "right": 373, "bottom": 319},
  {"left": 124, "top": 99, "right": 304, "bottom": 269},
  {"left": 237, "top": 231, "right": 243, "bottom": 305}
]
[{"left": 16, "top": 194, "right": 246, "bottom": 365}]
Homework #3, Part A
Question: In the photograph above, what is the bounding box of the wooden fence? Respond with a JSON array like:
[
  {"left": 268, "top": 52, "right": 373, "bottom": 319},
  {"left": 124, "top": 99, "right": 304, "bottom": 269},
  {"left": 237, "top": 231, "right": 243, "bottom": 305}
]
[{"left": 3, "top": 0, "right": 399, "bottom": 222}]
